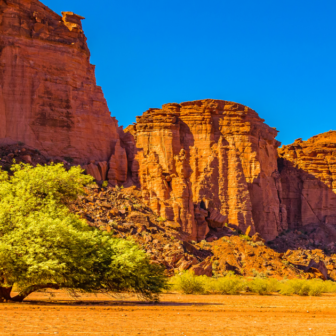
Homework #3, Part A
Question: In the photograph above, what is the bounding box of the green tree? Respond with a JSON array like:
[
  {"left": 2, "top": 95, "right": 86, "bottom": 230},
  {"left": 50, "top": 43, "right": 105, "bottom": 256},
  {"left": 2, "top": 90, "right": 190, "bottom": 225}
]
[{"left": 0, "top": 163, "right": 167, "bottom": 302}]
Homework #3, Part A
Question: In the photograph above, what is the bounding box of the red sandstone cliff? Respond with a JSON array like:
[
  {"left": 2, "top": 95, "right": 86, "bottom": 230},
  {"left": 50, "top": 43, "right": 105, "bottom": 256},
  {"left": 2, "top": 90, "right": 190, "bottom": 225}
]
[
  {"left": 278, "top": 132, "right": 336, "bottom": 232},
  {"left": 126, "top": 100, "right": 287, "bottom": 241},
  {"left": 0, "top": 0, "right": 121, "bottom": 164}
]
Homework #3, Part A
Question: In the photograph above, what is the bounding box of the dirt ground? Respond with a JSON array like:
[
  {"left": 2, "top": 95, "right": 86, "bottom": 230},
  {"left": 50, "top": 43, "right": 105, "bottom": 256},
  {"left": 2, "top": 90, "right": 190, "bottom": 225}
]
[{"left": 1, "top": 291, "right": 336, "bottom": 335}]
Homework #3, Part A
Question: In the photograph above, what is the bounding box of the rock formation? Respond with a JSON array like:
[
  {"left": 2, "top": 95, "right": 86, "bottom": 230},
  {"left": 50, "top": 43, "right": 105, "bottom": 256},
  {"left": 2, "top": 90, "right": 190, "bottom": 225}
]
[
  {"left": 127, "top": 100, "right": 287, "bottom": 241},
  {"left": 2, "top": 0, "right": 336, "bottom": 246},
  {"left": 0, "top": 0, "right": 122, "bottom": 164},
  {"left": 278, "top": 131, "right": 336, "bottom": 244}
]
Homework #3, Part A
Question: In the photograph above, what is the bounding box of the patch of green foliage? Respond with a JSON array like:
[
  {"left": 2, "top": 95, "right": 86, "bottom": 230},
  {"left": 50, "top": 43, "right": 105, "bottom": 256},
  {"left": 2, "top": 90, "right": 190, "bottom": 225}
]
[
  {"left": 247, "top": 278, "right": 280, "bottom": 295},
  {"left": 102, "top": 181, "right": 109, "bottom": 188},
  {"left": 170, "top": 271, "right": 336, "bottom": 296},
  {"left": 0, "top": 163, "right": 167, "bottom": 302},
  {"left": 279, "top": 279, "right": 336, "bottom": 296},
  {"left": 170, "top": 271, "right": 206, "bottom": 294},
  {"left": 170, "top": 272, "right": 246, "bottom": 295},
  {"left": 239, "top": 234, "right": 252, "bottom": 241},
  {"left": 208, "top": 275, "right": 246, "bottom": 295}
]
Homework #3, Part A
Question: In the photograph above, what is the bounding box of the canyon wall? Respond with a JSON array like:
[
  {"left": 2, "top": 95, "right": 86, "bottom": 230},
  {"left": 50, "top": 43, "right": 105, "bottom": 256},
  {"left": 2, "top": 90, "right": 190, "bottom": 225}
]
[
  {"left": 127, "top": 100, "right": 287, "bottom": 241},
  {"left": 0, "top": 0, "right": 122, "bottom": 164},
  {"left": 278, "top": 131, "right": 336, "bottom": 231}
]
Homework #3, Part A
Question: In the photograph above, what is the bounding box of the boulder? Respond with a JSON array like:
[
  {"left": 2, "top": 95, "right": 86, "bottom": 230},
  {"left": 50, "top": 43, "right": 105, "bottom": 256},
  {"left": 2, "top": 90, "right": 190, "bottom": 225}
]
[
  {"left": 252, "top": 233, "right": 265, "bottom": 243},
  {"left": 190, "top": 259, "right": 213, "bottom": 277},
  {"left": 207, "top": 209, "right": 228, "bottom": 228},
  {"left": 304, "top": 259, "right": 328, "bottom": 280}
]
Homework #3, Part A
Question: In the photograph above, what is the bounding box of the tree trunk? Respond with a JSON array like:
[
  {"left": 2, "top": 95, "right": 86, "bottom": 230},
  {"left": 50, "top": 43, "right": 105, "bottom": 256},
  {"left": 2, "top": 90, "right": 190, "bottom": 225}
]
[
  {"left": 11, "top": 284, "right": 60, "bottom": 302},
  {"left": 0, "top": 286, "right": 13, "bottom": 302}
]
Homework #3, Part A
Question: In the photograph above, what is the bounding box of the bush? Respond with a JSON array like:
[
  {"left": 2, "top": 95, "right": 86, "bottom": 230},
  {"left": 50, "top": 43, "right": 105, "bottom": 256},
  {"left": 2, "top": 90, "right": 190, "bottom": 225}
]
[
  {"left": 102, "top": 181, "right": 108, "bottom": 188},
  {"left": 213, "top": 275, "right": 246, "bottom": 295},
  {"left": 171, "top": 272, "right": 247, "bottom": 295},
  {"left": 171, "top": 271, "right": 206, "bottom": 294},
  {"left": 0, "top": 163, "right": 168, "bottom": 302},
  {"left": 280, "top": 279, "right": 328, "bottom": 296},
  {"left": 323, "top": 280, "right": 336, "bottom": 293},
  {"left": 247, "top": 278, "right": 280, "bottom": 295}
]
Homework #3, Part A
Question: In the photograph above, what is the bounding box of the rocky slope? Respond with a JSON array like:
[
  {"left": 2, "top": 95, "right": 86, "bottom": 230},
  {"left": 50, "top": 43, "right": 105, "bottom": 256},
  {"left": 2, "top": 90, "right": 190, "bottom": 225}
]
[
  {"left": 0, "top": 0, "right": 125, "bottom": 168},
  {"left": 70, "top": 185, "right": 334, "bottom": 280}
]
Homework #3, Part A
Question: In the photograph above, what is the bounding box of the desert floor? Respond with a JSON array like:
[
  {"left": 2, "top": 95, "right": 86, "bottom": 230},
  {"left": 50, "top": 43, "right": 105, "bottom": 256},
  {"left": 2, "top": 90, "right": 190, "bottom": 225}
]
[{"left": 0, "top": 291, "right": 336, "bottom": 335}]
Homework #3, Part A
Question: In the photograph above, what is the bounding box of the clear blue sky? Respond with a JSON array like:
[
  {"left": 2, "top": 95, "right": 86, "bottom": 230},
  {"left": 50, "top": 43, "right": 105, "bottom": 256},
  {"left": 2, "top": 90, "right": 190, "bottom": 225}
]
[{"left": 44, "top": 0, "right": 336, "bottom": 145}]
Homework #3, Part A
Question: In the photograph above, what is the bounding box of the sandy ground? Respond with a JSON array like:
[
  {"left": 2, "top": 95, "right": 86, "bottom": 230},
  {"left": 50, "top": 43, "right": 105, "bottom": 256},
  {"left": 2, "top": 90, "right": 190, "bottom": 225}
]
[{"left": 0, "top": 291, "right": 336, "bottom": 335}]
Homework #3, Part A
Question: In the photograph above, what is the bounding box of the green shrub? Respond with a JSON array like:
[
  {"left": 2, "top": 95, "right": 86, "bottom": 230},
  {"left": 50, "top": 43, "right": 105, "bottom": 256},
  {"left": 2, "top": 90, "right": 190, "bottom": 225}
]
[
  {"left": 171, "top": 271, "right": 206, "bottom": 294},
  {"left": 308, "top": 281, "right": 325, "bottom": 296},
  {"left": 279, "top": 279, "right": 329, "bottom": 296},
  {"left": 247, "top": 278, "right": 280, "bottom": 295},
  {"left": 213, "top": 275, "right": 246, "bottom": 295},
  {"left": 102, "top": 181, "right": 108, "bottom": 188},
  {"left": 239, "top": 234, "right": 252, "bottom": 241},
  {"left": 323, "top": 280, "right": 336, "bottom": 293}
]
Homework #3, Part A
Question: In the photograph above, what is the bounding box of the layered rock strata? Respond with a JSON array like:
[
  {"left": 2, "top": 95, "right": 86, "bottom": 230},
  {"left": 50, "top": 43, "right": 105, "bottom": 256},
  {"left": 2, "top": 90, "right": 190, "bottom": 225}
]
[
  {"left": 278, "top": 131, "right": 336, "bottom": 240},
  {"left": 127, "top": 99, "right": 287, "bottom": 241},
  {"left": 0, "top": 0, "right": 122, "bottom": 164}
]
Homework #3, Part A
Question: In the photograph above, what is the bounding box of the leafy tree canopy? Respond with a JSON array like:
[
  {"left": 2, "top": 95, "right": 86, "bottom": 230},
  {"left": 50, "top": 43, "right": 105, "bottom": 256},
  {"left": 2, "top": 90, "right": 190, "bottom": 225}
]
[{"left": 0, "top": 163, "right": 167, "bottom": 302}]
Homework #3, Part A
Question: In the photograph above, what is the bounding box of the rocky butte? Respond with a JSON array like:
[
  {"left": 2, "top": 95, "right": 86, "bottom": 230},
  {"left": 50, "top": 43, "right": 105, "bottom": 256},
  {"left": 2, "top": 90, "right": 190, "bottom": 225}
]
[
  {"left": 1, "top": 0, "right": 336, "bottom": 244},
  {"left": 125, "top": 100, "right": 287, "bottom": 242}
]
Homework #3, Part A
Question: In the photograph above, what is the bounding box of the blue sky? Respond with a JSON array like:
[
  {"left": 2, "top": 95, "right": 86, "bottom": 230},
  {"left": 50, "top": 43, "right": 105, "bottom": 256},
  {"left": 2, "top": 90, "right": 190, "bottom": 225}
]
[{"left": 44, "top": 0, "right": 336, "bottom": 145}]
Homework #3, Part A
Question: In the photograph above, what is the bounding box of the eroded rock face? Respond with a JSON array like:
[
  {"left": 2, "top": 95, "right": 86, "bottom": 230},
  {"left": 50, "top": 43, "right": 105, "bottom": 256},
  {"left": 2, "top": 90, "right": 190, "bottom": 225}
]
[
  {"left": 128, "top": 99, "right": 286, "bottom": 241},
  {"left": 0, "top": 0, "right": 120, "bottom": 162},
  {"left": 278, "top": 131, "right": 336, "bottom": 241}
]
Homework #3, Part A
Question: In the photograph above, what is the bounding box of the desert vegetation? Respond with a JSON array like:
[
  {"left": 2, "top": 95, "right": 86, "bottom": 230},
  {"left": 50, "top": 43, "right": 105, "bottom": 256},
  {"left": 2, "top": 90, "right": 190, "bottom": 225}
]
[{"left": 170, "top": 271, "right": 336, "bottom": 296}]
